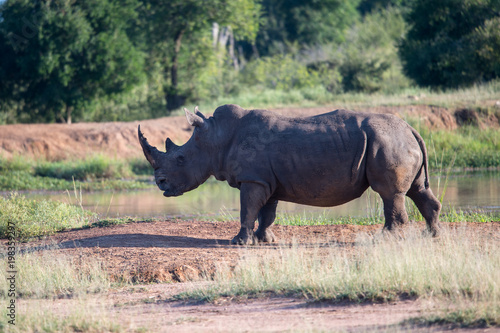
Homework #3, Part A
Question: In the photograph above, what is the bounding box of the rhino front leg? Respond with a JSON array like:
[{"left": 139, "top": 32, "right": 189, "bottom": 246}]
[
  {"left": 232, "top": 182, "right": 270, "bottom": 245},
  {"left": 255, "top": 200, "right": 278, "bottom": 243}
]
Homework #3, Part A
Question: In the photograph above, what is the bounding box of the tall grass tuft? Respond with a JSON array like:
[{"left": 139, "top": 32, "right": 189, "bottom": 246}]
[
  {"left": 0, "top": 193, "right": 97, "bottom": 240},
  {"left": 0, "top": 299, "right": 121, "bottom": 332},
  {"left": 183, "top": 225, "right": 499, "bottom": 326},
  {"left": 0, "top": 246, "right": 110, "bottom": 299}
]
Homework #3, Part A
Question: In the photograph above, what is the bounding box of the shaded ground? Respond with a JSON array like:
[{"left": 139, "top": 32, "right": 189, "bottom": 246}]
[
  {"left": 20, "top": 220, "right": 500, "bottom": 332},
  {"left": 2, "top": 104, "right": 497, "bottom": 161}
]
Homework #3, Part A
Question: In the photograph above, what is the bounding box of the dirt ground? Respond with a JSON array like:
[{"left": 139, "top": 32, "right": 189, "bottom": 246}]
[
  {"left": 1, "top": 104, "right": 498, "bottom": 161},
  {"left": 20, "top": 220, "right": 500, "bottom": 332},
  {"left": 26, "top": 220, "right": 500, "bottom": 284},
  {"left": 27, "top": 219, "right": 385, "bottom": 283}
]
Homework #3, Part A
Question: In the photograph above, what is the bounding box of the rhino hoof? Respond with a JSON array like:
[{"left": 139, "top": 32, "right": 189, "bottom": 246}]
[
  {"left": 423, "top": 226, "right": 440, "bottom": 238},
  {"left": 254, "top": 230, "right": 276, "bottom": 243},
  {"left": 231, "top": 234, "right": 255, "bottom": 246}
]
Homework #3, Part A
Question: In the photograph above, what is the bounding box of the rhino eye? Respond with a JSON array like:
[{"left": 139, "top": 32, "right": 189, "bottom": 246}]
[{"left": 176, "top": 155, "right": 185, "bottom": 166}]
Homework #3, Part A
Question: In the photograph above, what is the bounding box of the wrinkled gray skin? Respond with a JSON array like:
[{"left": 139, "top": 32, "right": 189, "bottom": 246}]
[{"left": 138, "top": 104, "right": 441, "bottom": 245}]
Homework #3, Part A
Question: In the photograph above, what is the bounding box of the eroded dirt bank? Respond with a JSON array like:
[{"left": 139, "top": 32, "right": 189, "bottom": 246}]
[{"left": 1, "top": 105, "right": 498, "bottom": 161}]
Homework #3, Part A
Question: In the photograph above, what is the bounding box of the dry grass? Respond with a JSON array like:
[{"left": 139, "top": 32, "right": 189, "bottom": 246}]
[
  {"left": 181, "top": 224, "right": 500, "bottom": 327},
  {"left": 0, "top": 246, "right": 110, "bottom": 299},
  {"left": 1, "top": 299, "right": 123, "bottom": 333}
]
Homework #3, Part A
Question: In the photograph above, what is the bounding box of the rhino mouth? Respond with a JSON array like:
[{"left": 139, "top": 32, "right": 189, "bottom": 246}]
[{"left": 163, "top": 189, "right": 183, "bottom": 197}]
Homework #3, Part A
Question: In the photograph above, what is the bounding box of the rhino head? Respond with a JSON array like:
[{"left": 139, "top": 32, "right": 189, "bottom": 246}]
[{"left": 138, "top": 106, "right": 211, "bottom": 197}]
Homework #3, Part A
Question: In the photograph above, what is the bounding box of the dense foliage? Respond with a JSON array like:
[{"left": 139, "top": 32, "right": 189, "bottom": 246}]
[
  {"left": 399, "top": 0, "right": 500, "bottom": 88},
  {"left": 0, "top": 0, "right": 499, "bottom": 123},
  {"left": 0, "top": 0, "right": 145, "bottom": 123}
]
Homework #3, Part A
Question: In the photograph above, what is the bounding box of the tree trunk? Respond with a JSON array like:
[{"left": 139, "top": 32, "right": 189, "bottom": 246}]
[
  {"left": 166, "top": 29, "right": 186, "bottom": 111},
  {"left": 66, "top": 105, "right": 73, "bottom": 124}
]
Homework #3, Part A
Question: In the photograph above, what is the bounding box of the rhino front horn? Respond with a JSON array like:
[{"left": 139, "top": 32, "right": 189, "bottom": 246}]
[{"left": 138, "top": 125, "right": 163, "bottom": 169}]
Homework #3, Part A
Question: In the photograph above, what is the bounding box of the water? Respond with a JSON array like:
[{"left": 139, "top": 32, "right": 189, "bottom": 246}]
[{"left": 27, "top": 170, "right": 500, "bottom": 219}]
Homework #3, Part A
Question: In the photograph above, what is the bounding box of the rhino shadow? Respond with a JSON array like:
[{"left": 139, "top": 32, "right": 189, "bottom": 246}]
[{"left": 56, "top": 233, "right": 232, "bottom": 249}]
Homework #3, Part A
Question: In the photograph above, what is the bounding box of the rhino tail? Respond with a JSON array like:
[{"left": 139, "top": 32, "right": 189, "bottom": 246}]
[
  {"left": 411, "top": 127, "right": 430, "bottom": 189},
  {"left": 351, "top": 131, "right": 367, "bottom": 185}
]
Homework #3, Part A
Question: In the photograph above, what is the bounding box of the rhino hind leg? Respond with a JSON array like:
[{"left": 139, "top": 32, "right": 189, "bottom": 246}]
[
  {"left": 381, "top": 193, "right": 409, "bottom": 234},
  {"left": 406, "top": 186, "right": 441, "bottom": 237},
  {"left": 255, "top": 200, "right": 278, "bottom": 243}
]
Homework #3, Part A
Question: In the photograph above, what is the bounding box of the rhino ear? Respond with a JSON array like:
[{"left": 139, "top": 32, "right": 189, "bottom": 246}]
[
  {"left": 194, "top": 106, "right": 206, "bottom": 118},
  {"left": 138, "top": 125, "right": 163, "bottom": 169},
  {"left": 165, "top": 138, "right": 179, "bottom": 152},
  {"left": 184, "top": 106, "right": 206, "bottom": 128}
]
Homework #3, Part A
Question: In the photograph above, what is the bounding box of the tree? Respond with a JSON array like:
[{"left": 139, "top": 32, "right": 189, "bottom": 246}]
[
  {"left": 0, "top": 0, "right": 144, "bottom": 123},
  {"left": 338, "top": 6, "right": 408, "bottom": 93},
  {"left": 398, "top": 0, "right": 500, "bottom": 88},
  {"left": 255, "top": 0, "right": 360, "bottom": 56},
  {"left": 139, "top": 0, "right": 261, "bottom": 111},
  {"left": 357, "top": 0, "right": 408, "bottom": 15}
]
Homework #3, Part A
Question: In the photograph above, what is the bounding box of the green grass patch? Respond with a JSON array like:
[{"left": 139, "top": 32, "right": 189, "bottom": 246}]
[
  {"left": 0, "top": 155, "right": 153, "bottom": 191},
  {"left": 179, "top": 226, "right": 500, "bottom": 327},
  {"left": 406, "top": 304, "right": 500, "bottom": 329},
  {"left": 0, "top": 170, "right": 73, "bottom": 191},
  {"left": 274, "top": 208, "right": 499, "bottom": 226},
  {"left": 0, "top": 193, "right": 97, "bottom": 240},
  {"left": 0, "top": 154, "right": 32, "bottom": 173},
  {"left": 34, "top": 155, "right": 134, "bottom": 181},
  {"left": 423, "top": 127, "right": 500, "bottom": 170},
  {"left": 88, "top": 217, "right": 153, "bottom": 228},
  {"left": 275, "top": 212, "right": 383, "bottom": 226},
  {"left": 187, "top": 79, "right": 500, "bottom": 113},
  {"left": 0, "top": 171, "right": 150, "bottom": 191}
]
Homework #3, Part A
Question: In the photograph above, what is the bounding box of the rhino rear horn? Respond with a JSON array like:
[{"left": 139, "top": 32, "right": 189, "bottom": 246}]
[
  {"left": 138, "top": 125, "right": 163, "bottom": 169},
  {"left": 184, "top": 106, "right": 206, "bottom": 127},
  {"left": 165, "top": 138, "right": 179, "bottom": 152}
]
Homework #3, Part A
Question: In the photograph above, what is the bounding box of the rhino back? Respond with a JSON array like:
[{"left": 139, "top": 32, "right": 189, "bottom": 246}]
[{"left": 218, "top": 109, "right": 371, "bottom": 206}]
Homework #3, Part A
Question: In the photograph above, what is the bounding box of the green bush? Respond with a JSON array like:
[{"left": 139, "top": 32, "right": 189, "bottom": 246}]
[
  {"left": 129, "top": 157, "right": 153, "bottom": 176},
  {"left": 0, "top": 171, "right": 71, "bottom": 191},
  {"left": 0, "top": 193, "right": 97, "bottom": 240},
  {"left": 0, "top": 155, "right": 32, "bottom": 173},
  {"left": 242, "top": 54, "right": 321, "bottom": 91},
  {"left": 338, "top": 6, "right": 409, "bottom": 93},
  {"left": 35, "top": 155, "right": 133, "bottom": 181}
]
